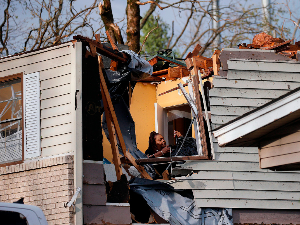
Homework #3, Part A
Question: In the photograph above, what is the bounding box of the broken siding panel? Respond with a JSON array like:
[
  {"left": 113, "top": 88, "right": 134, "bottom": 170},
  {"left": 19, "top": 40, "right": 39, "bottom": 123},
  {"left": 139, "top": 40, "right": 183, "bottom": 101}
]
[
  {"left": 213, "top": 143, "right": 258, "bottom": 153},
  {"left": 180, "top": 161, "right": 261, "bottom": 171},
  {"left": 194, "top": 190, "right": 300, "bottom": 201},
  {"left": 195, "top": 199, "right": 300, "bottom": 209},
  {"left": 227, "top": 60, "right": 300, "bottom": 73},
  {"left": 211, "top": 115, "right": 238, "bottom": 125},
  {"left": 213, "top": 76, "right": 299, "bottom": 90},
  {"left": 169, "top": 179, "right": 300, "bottom": 191},
  {"left": 210, "top": 106, "right": 256, "bottom": 116},
  {"left": 210, "top": 88, "right": 290, "bottom": 99},
  {"left": 228, "top": 70, "right": 300, "bottom": 82},
  {"left": 214, "top": 152, "right": 258, "bottom": 162},
  {"left": 210, "top": 97, "right": 270, "bottom": 107},
  {"left": 184, "top": 171, "right": 300, "bottom": 182}
]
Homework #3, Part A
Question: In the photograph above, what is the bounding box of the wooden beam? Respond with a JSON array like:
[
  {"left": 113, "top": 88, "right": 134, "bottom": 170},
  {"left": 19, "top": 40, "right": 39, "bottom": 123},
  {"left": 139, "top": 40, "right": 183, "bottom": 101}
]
[
  {"left": 74, "top": 35, "right": 127, "bottom": 62},
  {"left": 186, "top": 56, "right": 213, "bottom": 70},
  {"left": 212, "top": 49, "right": 221, "bottom": 76},
  {"left": 101, "top": 88, "right": 123, "bottom": 180},
  {"left": 97, "top": 56, "right": 152, "bottom": 180},
  {"left": 192, "top": 72, "right": 208, "bottom": 157},
  {"left": 136, "top": 155, "right": 210, "bottom": 164},
  {"left": 185, "top": 44, "right": 202, "bottom": 59}
]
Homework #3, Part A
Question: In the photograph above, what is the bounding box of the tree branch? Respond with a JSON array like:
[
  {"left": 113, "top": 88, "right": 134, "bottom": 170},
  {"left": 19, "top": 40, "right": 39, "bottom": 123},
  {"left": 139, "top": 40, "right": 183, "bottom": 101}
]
[{"left": 140, "top": 0, "right": 160, "bottom": 29}]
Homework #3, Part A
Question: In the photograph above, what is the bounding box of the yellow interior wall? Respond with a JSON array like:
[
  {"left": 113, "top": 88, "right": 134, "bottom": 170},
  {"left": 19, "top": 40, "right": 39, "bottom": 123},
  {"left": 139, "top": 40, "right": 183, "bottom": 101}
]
[
  {"left": 102, "top": 82, "right": 156, "bottom": 162},
  {"left": 130, "top": 82, "right": 156, "bottom": 153},
  {"left": 157, "top": 79, "right": 189, "bottom": 108}
]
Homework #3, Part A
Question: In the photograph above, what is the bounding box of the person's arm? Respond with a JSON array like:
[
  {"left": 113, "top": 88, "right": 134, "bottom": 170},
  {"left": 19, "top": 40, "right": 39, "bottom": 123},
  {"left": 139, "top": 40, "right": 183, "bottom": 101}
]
[{"left": 148, "top": 146, "right": 170, "bottom": 158}]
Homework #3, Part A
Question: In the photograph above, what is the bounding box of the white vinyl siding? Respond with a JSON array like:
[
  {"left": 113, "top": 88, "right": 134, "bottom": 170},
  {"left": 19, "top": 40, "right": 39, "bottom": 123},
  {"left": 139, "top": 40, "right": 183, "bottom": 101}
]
[
  {"left": 172, "top": 54, "right": 300, "bottom": 210},
  {"left": 0, "top": 42, "right": 74, "bottom": 158}
]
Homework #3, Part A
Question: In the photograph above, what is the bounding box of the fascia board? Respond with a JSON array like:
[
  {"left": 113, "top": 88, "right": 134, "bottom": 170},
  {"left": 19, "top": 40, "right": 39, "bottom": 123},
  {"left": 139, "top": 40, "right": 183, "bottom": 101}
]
[{"left": 213, "top": 89, "right": 300, "bottom": 146}]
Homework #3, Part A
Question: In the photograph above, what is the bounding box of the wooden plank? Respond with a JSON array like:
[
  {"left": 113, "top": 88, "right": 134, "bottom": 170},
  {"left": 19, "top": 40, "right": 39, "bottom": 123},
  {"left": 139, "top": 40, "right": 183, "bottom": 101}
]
[
  {"left": 213, "top": 143, "right": 258, "bottom": 153},
  {"left": 214, "top": 152, "right": 258, "bottom": 162},
  {"left": 211, "top": 115, "right": 239, "bottom": 124},
  {"left": 41, "top": 133, "right": 72, "bottom": 148},
  {"left": 41, "top": 103, "right": 72, "bottom": 119},
  {"left": 213, "top": 76, "right": 300, "bottom": 90},
  {"left": 193, "top": 73, "right": 208, "bottom": 156},
  {"left": 210, "top": 106, "right": 256, "bottom": 116},
  {"left": 261, "top": 142, "right": 300, "bottom": 159},
  {"left": 41, "top": 123, "right": 72, "bottom": 138},
  {"left": 40, "top": 73, "right": 71, "bottom": 89},
  {"left": 41, "top": 143, "right": 73, "bottom": 157},
  {"left": 195, "top": 198, "right": 300, "bottom": 209},
  {"left": 210, "top": 97, "right": 270, "bottom": 107},
  {"left": 40, "top": 94, "right": 71, "bottom": 109},
  {"left": 168, "top": 179, "right": 300, "bottom": 191},
  {"left": 0, "top": 44, "right": 71, "bottom": 72},
  {"left": 210, "top": 88, "right": 289, "bottom": 99},
  {"left": 40, "top": 84, "right": 71, "bottom": 100},
  {"left": 194, "top": 189, "right": 300, "bottom": 201},
  {"left": 40, "top": 64, "right": 71, "bottom": 81},
  {"left": 261, "top": 151, "right": 300, "bottom": 168},
  {"left": 228, "top": 60, "right": 300, "bottom": 73},
  {"left": 261, "top": 131, "right": 300, "bottom": 149},
  {"left": 184, "top": 170, "right": 300, "bottom": 181},
  {"left": 101, "top": 91, "right": 123, "bottom": 180},
  {"left": 41, "top": 113, "right": 72, "bottom": 128},
  {"left": 227, "top": 70, "right": 300, "bottom": 82}
]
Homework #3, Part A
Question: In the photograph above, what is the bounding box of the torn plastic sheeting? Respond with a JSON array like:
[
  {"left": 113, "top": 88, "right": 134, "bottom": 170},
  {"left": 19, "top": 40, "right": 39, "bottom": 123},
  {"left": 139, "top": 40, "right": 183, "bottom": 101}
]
[
  {"left": 130, "top": 178, "right": 233, "bottom": 225},
  {"left": 122, "top": 50, "right": 153, "bottom": 75}
]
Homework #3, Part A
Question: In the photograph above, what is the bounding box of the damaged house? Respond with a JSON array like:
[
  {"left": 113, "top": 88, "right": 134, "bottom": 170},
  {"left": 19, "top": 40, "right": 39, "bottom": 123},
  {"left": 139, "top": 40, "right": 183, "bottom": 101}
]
[{"left": 1, "top": 32, "right": 300, "bottom": 225}]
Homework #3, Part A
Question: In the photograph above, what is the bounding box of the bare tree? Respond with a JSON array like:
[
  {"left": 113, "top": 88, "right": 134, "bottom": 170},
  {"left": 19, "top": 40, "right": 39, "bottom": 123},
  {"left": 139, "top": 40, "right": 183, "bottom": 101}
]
[{"left": 0, "top": 0, "right": 11, "bottom": 55}]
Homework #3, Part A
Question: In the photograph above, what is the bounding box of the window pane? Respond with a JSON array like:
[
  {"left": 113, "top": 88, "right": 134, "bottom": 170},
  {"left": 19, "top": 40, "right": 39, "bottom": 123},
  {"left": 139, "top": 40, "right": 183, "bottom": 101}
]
[{"left": 0, "top": 79, "right": 22, "bottom": 164}]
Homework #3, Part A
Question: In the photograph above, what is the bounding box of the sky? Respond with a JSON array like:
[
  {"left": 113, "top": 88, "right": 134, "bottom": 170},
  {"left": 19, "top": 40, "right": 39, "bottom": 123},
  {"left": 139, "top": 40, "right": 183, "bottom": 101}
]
[{"left": 2, "top": 0, "right": 300, "bottom": 56}]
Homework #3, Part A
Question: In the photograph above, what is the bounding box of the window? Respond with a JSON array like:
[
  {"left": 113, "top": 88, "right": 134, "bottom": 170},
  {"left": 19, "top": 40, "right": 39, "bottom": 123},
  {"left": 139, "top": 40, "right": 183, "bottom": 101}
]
[
  {"left": 0, "top": 75, "right": 23, "bottom": 165},
  {"left": 0, "top": 72, "right": 40, "bottom": 166}
]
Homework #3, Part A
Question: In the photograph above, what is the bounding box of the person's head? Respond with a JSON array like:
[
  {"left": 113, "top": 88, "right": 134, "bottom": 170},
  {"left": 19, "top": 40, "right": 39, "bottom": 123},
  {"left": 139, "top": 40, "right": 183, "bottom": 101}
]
[{"left": 148, "top": 131, "right": 166, "bottom": 152}]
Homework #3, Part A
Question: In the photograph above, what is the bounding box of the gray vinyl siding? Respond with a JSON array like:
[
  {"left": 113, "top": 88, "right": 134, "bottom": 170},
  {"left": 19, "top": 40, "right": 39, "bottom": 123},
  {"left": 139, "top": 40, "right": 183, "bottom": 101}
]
[
  {"left": 173, "top": 52, "right": 300, "bottom": 210},
  {"left": 0, "top": 42, "right": 75, "bottom": 158}
]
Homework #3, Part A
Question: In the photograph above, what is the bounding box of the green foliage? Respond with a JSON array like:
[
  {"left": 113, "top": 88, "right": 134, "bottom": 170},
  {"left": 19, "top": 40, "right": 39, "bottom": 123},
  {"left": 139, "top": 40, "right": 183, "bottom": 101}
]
[{"left": 140, "top": 15, "right": 170, "bottom": 55}]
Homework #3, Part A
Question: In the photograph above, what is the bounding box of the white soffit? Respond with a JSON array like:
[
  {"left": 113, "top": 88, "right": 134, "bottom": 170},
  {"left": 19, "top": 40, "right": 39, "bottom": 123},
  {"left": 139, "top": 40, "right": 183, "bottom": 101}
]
[{"left": 213, "top": 88, "right": 300, "bottom": 146}]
